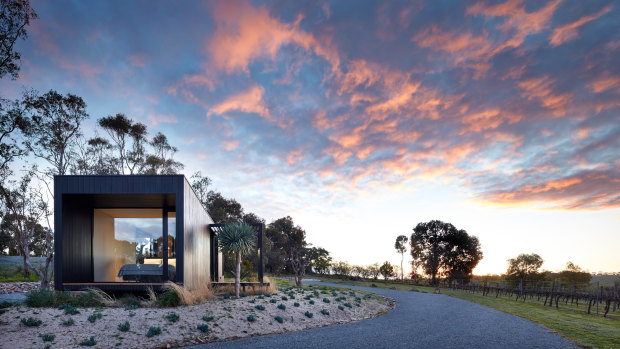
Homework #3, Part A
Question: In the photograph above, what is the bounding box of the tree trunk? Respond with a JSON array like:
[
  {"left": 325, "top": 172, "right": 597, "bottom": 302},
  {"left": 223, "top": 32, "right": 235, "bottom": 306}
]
[
  {"left": 22, "top": 253, "right": 30, "bottom": 278},
  {"left": 235, "top": 250, "right": 241, "bottom": 298},
  {"left": 400, "top": 253, "right": 404, "bottom": 281}
]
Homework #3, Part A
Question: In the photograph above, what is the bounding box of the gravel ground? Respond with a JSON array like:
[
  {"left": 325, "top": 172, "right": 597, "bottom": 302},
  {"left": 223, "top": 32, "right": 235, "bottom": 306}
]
[{"left": 194, "top": 281, "right": 578, "bottom": 349}]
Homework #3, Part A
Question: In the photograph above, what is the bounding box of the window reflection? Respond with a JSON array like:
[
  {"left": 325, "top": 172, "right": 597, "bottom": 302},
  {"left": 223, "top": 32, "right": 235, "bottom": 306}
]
[{"left": 93, "top": 209, "right": 175, "bottom": 282}]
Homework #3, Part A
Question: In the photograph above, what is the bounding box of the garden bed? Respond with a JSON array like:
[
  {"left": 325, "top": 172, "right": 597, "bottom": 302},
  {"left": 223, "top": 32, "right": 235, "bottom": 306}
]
[{"left": 0, "top": 283, "right": 393, "bottom": 348}]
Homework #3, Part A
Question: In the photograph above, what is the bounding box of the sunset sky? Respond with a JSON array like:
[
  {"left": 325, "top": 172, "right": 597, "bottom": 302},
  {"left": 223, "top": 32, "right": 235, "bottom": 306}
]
[{"left": 3, "top": 0, "right": 619, "bottom": 275}]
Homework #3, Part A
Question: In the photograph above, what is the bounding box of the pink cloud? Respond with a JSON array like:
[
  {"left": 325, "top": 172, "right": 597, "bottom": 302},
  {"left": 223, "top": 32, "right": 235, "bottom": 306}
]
[
  {"left": 549, "top": 6, "right": 611, "bottom": 46},
  {"left": 208, "top": 85, "right": 270, "bottom": 118},
  {"left": 148, "top": 113, "right": 178, "bottom": 126},
  {"left": 207, "top": 0, "right": 340, "bottom": 74}
]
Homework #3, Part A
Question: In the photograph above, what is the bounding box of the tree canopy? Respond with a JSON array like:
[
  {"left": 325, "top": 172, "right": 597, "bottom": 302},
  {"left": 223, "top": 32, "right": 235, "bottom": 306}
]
[
  {"left": 410, "top": 220, "right": 482, "bottom": 285},
  {"left": 0, "top": 0, "right": 37, "bottom": 79},
  {"left": 506, "top": 253, "right": 544, "bottom": 286}
]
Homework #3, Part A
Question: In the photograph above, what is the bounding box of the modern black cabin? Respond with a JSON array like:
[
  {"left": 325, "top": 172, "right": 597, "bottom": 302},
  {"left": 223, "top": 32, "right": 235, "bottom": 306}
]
[{"left": 54, "top": 175, "right": 224, "bottom": 291}]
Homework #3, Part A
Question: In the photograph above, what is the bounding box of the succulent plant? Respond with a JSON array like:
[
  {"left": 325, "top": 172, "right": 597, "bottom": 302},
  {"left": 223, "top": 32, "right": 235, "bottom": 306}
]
[
  {"left": 197, "top": 324, "right": 209, "bottom": 333},
  {"left": 338, "top": 305, "right": 345, "bottom": 311},
  {"left": 163, "top": 312, "right": 180, "bottom": 323},
  {"left": 274, "top": 315, "right": 284, "bottom": 323},
  {"left": 294, "top": 302, "right": 300, "bottom": 307},
  {"left": 146, "top": 326, "right": 161, "bottom": 337},
  {"left": 202, "top": 315, "right": 214, "bottom": 322},
  {"left": 87, "top": 312, "right": 102, "bottom": 323},
  {"left": 79, "top": 336, "right": 97, "bottom": 346},
  {"left": 255, "top": 305, "right": 266, "bottom": 311},
  {"left": 41, "top": 333, "right": 55, "bottom": 342},
  {"left": 62, "top": 318, "right": 75, "bottom": 326},
  {"left": 322, "top": 298, "right": 330, "bottom": 303},
  {"left": 320, "top": 309, "right": 330, "bottom": 316},
  {"left": 277, "top": 303, "right": 286, "bottom": 310},
  {"left": 304, "top": 311, "right": 313, "bottom": 318},
  {"left": 247, "top": 315, "right": 256, "bottom": 322},
  {"left": 118, "top": 321, "right": 130, "bottom": 332},
  {"left": 21, "top": 317, "right": 42, "bottom": 326}
]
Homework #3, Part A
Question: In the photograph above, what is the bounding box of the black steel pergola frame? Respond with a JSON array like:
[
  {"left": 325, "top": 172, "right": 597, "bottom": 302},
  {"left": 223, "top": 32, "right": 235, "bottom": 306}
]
[{"left": 208, "top": 223, "right": 264, "bottom": 283}]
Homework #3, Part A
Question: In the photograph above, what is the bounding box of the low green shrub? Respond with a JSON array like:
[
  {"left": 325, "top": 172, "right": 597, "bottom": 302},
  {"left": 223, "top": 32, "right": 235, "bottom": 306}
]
[
  {"left": 344, "top": 302, "right": 352, "bottom": 308},
  {"left": 248, "top": 299, "right": 256, "bottom": 303},
  {"left": 21, "top": 317, "right": 42, "bottom": 326},
  {"left": 255, "top": 305, "right": 265, "bottom": 311},
  {"left": 163, "top": 312, "right": 180, "bottom": 323},
  {"left": 304, "top": 311, "right": 313, "bottom": 318},
  {"left": 119, "top": 294, "right": 141, "bottom": 308},
  {"left": 62, "top": 318, "right": 74, "bottom": 326},
  {"left": 79, "top": 336, "right": 97, "bottom": 346},
  {"left": 264, "top": 293, "right": 271, "bottom": 297},
  {"left": 257, "top": 295, "right": 264, "bottom": 299},
  {"left": 274, "top": 315, "right": 283, "bottom": 323},
  {"left": 281, "top": 296, "right": 288, "bottom": 301},
  {"left": 118, "top": 321, "right": 130, "bottom": 332},
  {"left": 197, "top": 324, "right": 209, "bottom": 333},
  {"left": 309, "top": 300, "right": 315, "bottom": 305},
  {"left": 0, "top": 301, "right": 13, "bottom": 308},
  {"left": 247, "top": 315, "right": 256, "bottom": 322},
  {"left": 338, "top": 305, "right": 344, "bottom": 311},
  {"left": 322, "top": 298, "right": 330, "bottom": 303},
  {"left": 157, "top": 290, "right": 180, "bottom": 307},
  {"left": 87, "top": 312, "right": 102, "bottom": 323},
  {"left": 146, "top": 326, "right": 161, "bottom": 337},
  {"left": 202, "top": 315, "right": 214, "bottom": 322},
  {"left": 240, "top": 292, "right": 247, "bottom": 297},
  {"left": 293, "top": 302, "right": 300, "bottom": 307},
  {"left": 320, "top": 309, "right": 330, "bottom": 316},
  {"left": 269, "top": 299, "right": 277, "bottom": 304},
  {"left": 59, "top": 304, "right": 79, "bottom": 315},
  {"left": 41, "top": 333, "right": 55, "bottom": 342},
  {"left": 277, "top": 303, "right": 286, "bottom": 310}
]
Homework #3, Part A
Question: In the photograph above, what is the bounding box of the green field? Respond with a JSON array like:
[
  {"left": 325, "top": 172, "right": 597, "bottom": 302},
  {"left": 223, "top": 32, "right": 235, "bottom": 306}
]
[{"left": 316, "top": 277, "right": 620, "bottom": 349}]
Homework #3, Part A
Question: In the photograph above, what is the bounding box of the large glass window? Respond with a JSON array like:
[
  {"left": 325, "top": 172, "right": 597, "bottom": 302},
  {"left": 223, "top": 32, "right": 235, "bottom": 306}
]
[
  {"left": 167, "top": 211, "right": 176, "bottom": 281},
  {"left": 94, "top": 209, "right": 172, "bottom": 282}
]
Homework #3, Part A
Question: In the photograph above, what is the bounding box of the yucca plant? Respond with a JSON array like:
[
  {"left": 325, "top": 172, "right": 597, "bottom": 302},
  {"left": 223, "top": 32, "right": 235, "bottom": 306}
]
[{"left": 216, "top": 222, "right": 256, "bottom": 297}]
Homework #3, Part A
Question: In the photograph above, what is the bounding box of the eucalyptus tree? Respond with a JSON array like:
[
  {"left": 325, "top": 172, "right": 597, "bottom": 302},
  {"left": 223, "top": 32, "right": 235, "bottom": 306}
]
[
  {"left": 0, "top": 0, "right": 37, "bottom": 79},
  {"left": 216, "top": 222, "right": 256, "bottom": 297},
  {"left": 411, "top": 220, "right": 482, "bottom": 285},
  {"left": 23, "top": 90, "right": 88, "bottom": 176},
  {"left": 395, "top": 235, "right": 408, "bottom": 280}
]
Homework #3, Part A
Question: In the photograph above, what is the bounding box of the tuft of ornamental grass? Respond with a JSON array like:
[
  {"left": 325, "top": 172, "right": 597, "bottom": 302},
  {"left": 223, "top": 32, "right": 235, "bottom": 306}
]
[
  {"left": 255, "top": 305, "right": 265, "bottom": 311},
  {"left": 197, "top": 324, "right": 209, "bottom": 333},
  {"left": 274, "top": 315, "right": 284, "bottom": 323},
  {"left": 21, "top": 317, "right": 42, "bottom": 326},
  {"left": 146, "top": 326, "right": 161, "bottom": 337},
  {"left": 277, "top": 303, "right": 286, "bottom": 310},
  {"left": 41, "top": 333, "right": 55, "bottom": 342},
  {"left": 304, "top": 311, "right": 313, "bottom": 318},
  {"left": 320, "top": 309, "right": 330, "bottom": 316},
  {"left": 157, "top": 289, "right": 180, "bottom": 307},
  {"left": 163, "top": 312, "right": 180, "bottom": 323},
  {"left": 79, "top": 336, "right": 97, "bottom": 346},
  {"left": 118, "top": 321, "right": 130, "bottom": 332},
  {"left": 247, "top": 315, "right": 257, "bottom": 322}
]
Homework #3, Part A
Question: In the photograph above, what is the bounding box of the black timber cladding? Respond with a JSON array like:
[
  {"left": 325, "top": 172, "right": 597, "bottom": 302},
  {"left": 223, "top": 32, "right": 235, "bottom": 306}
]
[{"left": 54, "top": 175, "right": 211, "bottom": 290}]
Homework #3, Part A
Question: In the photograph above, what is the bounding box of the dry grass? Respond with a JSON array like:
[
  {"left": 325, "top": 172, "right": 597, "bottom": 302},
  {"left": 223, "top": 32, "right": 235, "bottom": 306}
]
[
  {"left": 163, "top": 280, "right": 213, "bottom": 305},
  {"left": 84, "top": 288, "right": 117, "bottom": 307},
  {"left": 145, "top": 287, "right": 157, "bottom": 307}
]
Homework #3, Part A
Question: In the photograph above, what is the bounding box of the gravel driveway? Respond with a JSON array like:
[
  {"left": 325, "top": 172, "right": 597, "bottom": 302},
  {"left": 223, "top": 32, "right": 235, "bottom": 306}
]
[{"left": 193, "top": 280, "right": 578, "bottom": 349}]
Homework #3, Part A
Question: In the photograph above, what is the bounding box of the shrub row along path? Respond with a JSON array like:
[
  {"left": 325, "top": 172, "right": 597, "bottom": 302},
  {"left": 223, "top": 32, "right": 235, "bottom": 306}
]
[{"left": 194, "top": 280, "right": 578, "bottom": 349}]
